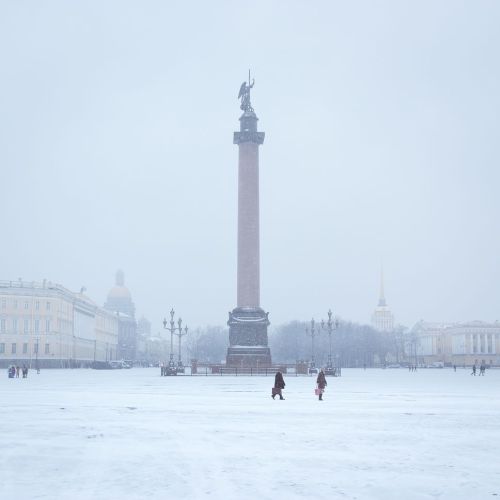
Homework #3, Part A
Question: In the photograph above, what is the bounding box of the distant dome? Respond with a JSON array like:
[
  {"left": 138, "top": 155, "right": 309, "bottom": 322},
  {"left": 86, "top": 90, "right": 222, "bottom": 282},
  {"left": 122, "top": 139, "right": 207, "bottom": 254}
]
[
  {"left": 104, "top": 270, "right": 135, "bottom": 318},
  {"left": 107, "top": 285, "right": 132, "bottom": 300}
]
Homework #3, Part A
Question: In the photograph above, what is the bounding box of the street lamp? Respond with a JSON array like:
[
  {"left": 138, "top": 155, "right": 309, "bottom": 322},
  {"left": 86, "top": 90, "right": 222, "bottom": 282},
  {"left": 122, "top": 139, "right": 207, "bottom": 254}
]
[
  {"left": 162, "top": 309, "right": 178, "bottom": 376},
  {"left": 321, "top": 309, "right": 340, "bottom": 377},
  {"left": 35, "top": 336, "right": 40, "bottom": 374},
  {"left": 162, "top": 308, "right": 188, "bottom": 376},
  {"left": 305, "top": 318, "right": 319, "bottom": 374},
  {"left": 174, "top": 320, "right": 188, "bottom": 374}
]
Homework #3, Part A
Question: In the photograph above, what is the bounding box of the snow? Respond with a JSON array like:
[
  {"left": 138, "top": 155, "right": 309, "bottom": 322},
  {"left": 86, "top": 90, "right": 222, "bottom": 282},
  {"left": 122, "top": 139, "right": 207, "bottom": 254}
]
[{"left": 1, "top": 368, "right": 499, "bottom": 499}]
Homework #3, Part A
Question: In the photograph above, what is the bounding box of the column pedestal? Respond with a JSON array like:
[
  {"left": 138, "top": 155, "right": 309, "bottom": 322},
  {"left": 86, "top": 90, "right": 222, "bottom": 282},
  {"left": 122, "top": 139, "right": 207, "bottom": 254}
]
[{"left": 226, "top": 307, "right": 271, "bottom": 367}]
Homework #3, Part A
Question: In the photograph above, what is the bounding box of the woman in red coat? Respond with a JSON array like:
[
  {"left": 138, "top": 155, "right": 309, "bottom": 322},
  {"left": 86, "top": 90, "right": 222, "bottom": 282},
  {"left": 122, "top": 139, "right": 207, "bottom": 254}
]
[{"left": 316, "top": 369, "right": 327, "bottom": 400}]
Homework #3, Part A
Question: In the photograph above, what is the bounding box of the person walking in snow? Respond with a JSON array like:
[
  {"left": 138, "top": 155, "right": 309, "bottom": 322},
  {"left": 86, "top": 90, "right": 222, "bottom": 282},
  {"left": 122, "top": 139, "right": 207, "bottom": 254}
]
[
  {"left": 316, "top": 369, "right": 327, "bottom": 401},
  {"left": 272, "top": 371, "right": 285, "bottom": 400},
  {"left": 480, "top": 362, "right": 486, "bottom": 375},
  {"left": 471, "top": 364, "right": 476, "bottom": 376}
]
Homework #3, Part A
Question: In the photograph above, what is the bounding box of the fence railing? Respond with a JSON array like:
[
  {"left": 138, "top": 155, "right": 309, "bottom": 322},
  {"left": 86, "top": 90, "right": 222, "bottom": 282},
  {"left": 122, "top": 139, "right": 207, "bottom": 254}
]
[{"left": 186, "top": 365, "right": 341, "bottom": 377}]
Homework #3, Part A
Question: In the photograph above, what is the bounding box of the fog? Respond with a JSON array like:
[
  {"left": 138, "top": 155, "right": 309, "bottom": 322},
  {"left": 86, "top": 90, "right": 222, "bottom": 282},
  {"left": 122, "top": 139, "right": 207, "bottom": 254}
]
[{"left": 1, "top": 1, "right": 499, "bottom": 330}]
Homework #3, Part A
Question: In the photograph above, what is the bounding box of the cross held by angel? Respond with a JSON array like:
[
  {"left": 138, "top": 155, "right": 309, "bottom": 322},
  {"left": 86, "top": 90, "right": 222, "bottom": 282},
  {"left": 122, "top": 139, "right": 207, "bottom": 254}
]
[{"left": 238, "top": 71, "right": 255, "bottom": 112}]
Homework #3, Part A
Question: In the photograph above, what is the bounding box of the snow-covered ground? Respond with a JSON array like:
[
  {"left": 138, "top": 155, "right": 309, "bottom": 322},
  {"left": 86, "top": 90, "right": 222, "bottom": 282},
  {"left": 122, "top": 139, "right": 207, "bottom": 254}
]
[{"left": 1, "top": 368, "right": 499, "bottom": 500}]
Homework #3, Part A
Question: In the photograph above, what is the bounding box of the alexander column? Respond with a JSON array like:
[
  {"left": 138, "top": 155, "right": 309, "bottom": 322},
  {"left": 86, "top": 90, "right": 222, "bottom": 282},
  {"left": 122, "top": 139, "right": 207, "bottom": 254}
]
[{"left": 226, "top": 73, "right": 272, "bottom": 368}]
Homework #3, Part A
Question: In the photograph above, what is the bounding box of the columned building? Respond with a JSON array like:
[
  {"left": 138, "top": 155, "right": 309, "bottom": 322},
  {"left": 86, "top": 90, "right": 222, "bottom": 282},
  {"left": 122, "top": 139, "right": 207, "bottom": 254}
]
[
  {"left": 0, "top": 279, "right": 118, "bottom": 368},
  {"left": 410, "top": 320, "right": 500, "bottom": 367},
  {"left": 104, "top": 270, "right": 138, "bottom": 361},
  {"left": 371, "top": 268, "right": 395, "bottom": 332}
]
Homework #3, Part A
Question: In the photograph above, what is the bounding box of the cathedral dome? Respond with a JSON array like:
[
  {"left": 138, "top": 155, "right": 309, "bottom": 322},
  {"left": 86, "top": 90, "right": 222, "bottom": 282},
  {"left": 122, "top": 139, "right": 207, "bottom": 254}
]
[
  {"left": 104, "top": 270, "right": 135, "bottom": 318},
  {"left": 107, "top": 285, "right": 132, "bottom": 300}
]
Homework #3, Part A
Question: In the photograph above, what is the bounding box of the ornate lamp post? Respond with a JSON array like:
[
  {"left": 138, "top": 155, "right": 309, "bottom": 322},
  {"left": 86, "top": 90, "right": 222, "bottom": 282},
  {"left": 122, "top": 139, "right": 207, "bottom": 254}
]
[
  {"left": 35, "top": 336, "right": 40, "bottom": 374},
  {"left": 321, "top": 309, "right": 340, "bottom": 377},
  {"left": 162, "top": 309, "right": 180, "bottom": 376},
  {"left": 305, "top": 318, "right": 319, "bottom": 374},
  {"left": 174, "top": 322, "right": 188, "bottom": 374}
]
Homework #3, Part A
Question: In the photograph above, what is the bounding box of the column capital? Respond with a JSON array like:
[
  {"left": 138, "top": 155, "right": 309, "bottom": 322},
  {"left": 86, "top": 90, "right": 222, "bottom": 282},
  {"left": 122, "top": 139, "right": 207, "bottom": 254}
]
[{"left": 233, "top": 131, "right": 265, "bottom": 145}]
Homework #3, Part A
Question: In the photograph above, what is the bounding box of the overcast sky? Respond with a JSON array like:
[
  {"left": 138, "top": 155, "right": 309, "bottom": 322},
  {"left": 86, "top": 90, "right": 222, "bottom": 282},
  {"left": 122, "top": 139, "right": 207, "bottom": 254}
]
[{"left": 1, "top": 1, "right": 499, "bottom": 331}]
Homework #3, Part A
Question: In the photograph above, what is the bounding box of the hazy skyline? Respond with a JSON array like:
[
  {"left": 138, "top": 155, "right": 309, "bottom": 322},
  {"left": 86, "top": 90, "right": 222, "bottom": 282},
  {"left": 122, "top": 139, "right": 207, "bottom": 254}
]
[{"left": 1, "top": 1, "right": 499, "bottom": 330}]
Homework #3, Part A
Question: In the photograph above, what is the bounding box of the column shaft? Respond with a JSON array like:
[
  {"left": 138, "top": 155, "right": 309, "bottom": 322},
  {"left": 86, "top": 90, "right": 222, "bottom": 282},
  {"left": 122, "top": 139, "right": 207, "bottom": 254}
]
[{"left": 237, "top": 142, "right": 260, "bottom": 308}]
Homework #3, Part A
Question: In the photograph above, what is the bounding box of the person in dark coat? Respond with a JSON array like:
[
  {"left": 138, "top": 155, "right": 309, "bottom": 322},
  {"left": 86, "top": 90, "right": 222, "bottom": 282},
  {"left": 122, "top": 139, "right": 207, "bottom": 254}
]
[
  {"left": 316, "top": 369, "right": 327, "bottom": 400},
  {"left": 272, "top": 371, "right": 285, "bottom": 400}
]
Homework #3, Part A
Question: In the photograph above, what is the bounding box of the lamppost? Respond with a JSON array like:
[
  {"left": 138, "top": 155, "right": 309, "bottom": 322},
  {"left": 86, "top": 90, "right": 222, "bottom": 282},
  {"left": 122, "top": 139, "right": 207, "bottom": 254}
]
[
  {"left": 35, "top": 336, "right": 40, "bottom": 374},
  {"left": 174, "top": 323, "right": 188, "bottom": 374},
  {"left": 305, "top": 318, "right": 319, "bottom": 374},
  {"left": 321, "top": 309, "right": 340, "bottom": 377},
  {"left": 162, "top": 308, "right": 186, "bottom": 376}
]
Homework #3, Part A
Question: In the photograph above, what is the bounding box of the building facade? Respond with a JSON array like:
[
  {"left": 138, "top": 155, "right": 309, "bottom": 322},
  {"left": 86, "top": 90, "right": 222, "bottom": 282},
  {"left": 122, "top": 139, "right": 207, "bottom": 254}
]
[
  {"left": 410, "top": 320, "right": 500, "bottom": 367},
  {"left": 0, "top": 280, "right": 118, "bottom": 368}
]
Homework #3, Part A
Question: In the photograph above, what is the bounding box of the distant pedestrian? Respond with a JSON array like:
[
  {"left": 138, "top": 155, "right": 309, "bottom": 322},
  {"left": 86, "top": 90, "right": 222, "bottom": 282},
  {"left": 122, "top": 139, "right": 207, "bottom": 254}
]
[
  {"left": 453, "top": 365, "right": 456, "bottom": 372},
  {"left": 22, "top": 365, "right": 28, "bottom": 378},
  {"left": 480, "top": 363, "right": 486, "bottom": 376},
  {"left": 471, "top": 364, "right": 476, "bottom": 376},
  {"left": 15, "top": 366, "right": 20, "bottom": 378},
  {"left": 272, "top": 371, "right": 285, "bottom": 400},
  {"left": 316, "top": 369, "right": 327, "bottom": 401}
]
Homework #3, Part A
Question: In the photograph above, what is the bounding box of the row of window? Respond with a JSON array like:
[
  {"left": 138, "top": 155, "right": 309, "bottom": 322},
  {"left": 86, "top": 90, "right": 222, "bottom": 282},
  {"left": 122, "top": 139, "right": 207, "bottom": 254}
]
[
  {"left": 0, "top": 319, "right": 51, "bottom": 334},
  {"left": 1, "top": 299, "right": 51, "bottom": 311},
  {"left": 0, "top": 343, "right": 50, "bottom": 355}
]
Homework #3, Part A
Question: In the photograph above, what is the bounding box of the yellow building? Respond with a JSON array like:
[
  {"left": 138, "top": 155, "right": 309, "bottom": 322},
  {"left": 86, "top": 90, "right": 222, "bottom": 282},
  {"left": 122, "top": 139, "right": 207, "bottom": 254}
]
[
  {"left": 410, "top": 320, "right": 500, "bottom": 367},
  {"left": 0, "top": 280, "right": 118, "bottom": 368}
]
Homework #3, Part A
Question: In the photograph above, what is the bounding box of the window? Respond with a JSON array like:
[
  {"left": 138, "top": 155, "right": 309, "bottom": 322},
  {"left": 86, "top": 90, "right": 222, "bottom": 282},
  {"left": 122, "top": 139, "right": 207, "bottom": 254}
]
[
  {"left": 0, "top": 343, "right": 4, "bottom": 354},
  {"left": 46, "top": 301, "right": 51, "bottom": 311},
  {"left": 11, "top": 343, "right": 16, "bottom": 354},
  {"left": 24, "top": 301, "right": 29, "bottom": 309},
  {"left": 35, "top": 301, "right": 40, "bottom": 310},
  {"left": 34, "top": 319, "right": 40, "bottom": 333},
  {"left": 24, "top": 319, "right": 29, "bottom": 334},
  {"left": 45, "top": 343, "right": 49, "bottom": 355},
  {"left": 12, "top": 319, "right": 17, "bottom": 333},
  {"left": 34, "top": 343, "right": 38, "bottom": 354},
  {"left": 45, "top": 319, "right": 50, "bottom": 333},
  {"left": 22, "top": 343, "right": 28, "bottom": 354},
  {"left": 0, "top": 319, "right": 5, "bottom": 333}
]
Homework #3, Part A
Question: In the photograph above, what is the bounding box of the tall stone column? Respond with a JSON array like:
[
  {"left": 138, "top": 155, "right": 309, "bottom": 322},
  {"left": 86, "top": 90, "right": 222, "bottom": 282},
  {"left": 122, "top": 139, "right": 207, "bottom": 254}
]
[{"left": 226, "top": 78, "right": 271, "bottom": 368}]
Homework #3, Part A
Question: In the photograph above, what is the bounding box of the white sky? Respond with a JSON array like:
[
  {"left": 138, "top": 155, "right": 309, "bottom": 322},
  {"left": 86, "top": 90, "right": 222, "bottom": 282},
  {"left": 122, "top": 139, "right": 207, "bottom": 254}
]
[{"left": 1, "top": 1, "right": 499, "bottom": 330}]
